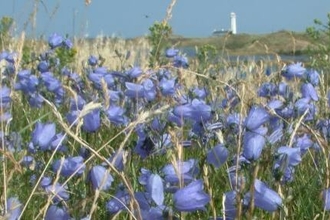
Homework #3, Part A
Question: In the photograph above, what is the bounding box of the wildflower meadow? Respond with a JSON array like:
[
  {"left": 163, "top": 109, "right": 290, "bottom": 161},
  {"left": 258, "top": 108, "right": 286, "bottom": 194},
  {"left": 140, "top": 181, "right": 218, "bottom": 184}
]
[{"left": 1, "top": 1, "right": 330, "bottom": 220}]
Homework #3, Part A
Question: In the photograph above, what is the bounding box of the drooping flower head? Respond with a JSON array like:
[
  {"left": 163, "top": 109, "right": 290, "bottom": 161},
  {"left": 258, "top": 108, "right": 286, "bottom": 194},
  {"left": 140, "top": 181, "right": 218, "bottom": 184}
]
[
  {"left": 31, "top": 122, "right": 56, "bottom": 151},
  {"left": 173, "top": 179, "right": 210, "bottom": 212},
  {"left": 206, "top": 144, "right": 229, "bottom": 168},
  {"left": 89, "top": 165, "right": 114, "bottom": 191},
  {"left": 282, "top": 62, "right": 306, "bottom": 80},
  {"left": 244, "top": 179, "right": 282, "bottom": 212},
  {"left": 48, "top": 33, "right": 63, "bottom": 49},
  {"left": 45, "top": 205, "right": 70, "bottom": 220},
  {"left": 52, "top": 156, "right": 86, "bottom": 177}
]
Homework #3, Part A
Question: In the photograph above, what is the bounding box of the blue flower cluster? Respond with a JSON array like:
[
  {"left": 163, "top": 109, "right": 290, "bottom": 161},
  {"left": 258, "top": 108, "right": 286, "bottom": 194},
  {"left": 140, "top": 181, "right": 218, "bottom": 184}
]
[{"left": 1, "top": 33, "right": 330, "bottom": 219}]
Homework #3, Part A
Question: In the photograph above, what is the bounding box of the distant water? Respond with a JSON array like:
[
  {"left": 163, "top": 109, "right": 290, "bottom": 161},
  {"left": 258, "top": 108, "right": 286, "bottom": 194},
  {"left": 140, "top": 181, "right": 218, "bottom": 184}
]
[{"left": 179, "top": 46, "right": 309, "bottom": 63}]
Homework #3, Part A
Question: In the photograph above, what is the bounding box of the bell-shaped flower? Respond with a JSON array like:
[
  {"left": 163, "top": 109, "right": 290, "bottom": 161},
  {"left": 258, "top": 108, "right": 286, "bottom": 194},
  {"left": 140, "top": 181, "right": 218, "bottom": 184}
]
[
  {"left": 147, "top": 174, "right": 164, "bottom": 206},
  {"left": 293, "top": 134, "right": 314, "bottom": 155},
  {"left": 40, "top": 176, "right": 52, "bottom": 188},
  {"left": 267, "top": 99, "right": 283, "bottom": 110},
  {"left": 125, "top": 82, "right": 144, "bottom": 98},
  {"left": 139, "top": 168, "right": 152, "bottom": 185},
  {"left": 173, "top": 55, "right": 189, "bottom": 68},
  {"left": 0, "top": 51, "right": 8, "bottom": 60},
  {"left": 106, "top": 90, "right": 121, "bottom": 104},
  {"left": 41, "top": 72, "right": 62, "bottom": 92},
  {"left": 88, "top": 71, "right": 105, "bottom": 89},
  {"left": 38, "top": 60, "right": 50, "bottom": 73},
  {"left": 48, "top": 33, "right": 63, "bottom": 49},
  {"left": 278, "top": 82, "right": 292, "bottom": 100},
  {"left": 273, "top": 154, "right": 296, "bottom": 184},
  {"left": 244, "top": 179, "right": 282, "bottom": 212},
  {"left": 173, "top": 99, "right": 212, "bottom": 122},
  {"left": 159, "top": 78, "right": 176, "bottom": 96},
  {"left": 88, "top": 55, "right": 98, "bottom": 66},
  {"left": 103, "top": 73, "right": 115, "bottom": 88},
  {"left": 106, "top": 188, "right": 130, "bottom": 213},
  {"left": 20, "top": 156, "right": 34, "bottom": 168},
  {"left": 244, "top": 105, "right": 269, "bottom": 131},
  {"left": 277, "top": 103, "right": 294, "bottom": 119},
  {"left": 14, "top": 70, "right": 39, "bottom": 93},
  {"left": 317, "top": 119, "right": 330, "bottom": 141},
  {"left": 258, "top": 82, "right": 278, "bottom": 97},
  {"left": 206, "top": 144, "right": 229, "bottom": 168},
  {"left": 267, "top": 126, "right": 283, "bottom": 144},
  {"left": 243, "top": 130, "right": 266, "bottom": 161},
  {"left": 323, "top": 188, "right": 330, "bottom": 210},
  {"left": 166, "top": 48, "right": 179, "bottom": 58},
  {"left": 162, "top": 159, "right": 199, "bottom": 184},
  {"left": 106, "top": 105, "right": 128, "bottom": 126},
  {"left": 89, "top": 165, "right": 114, "bottom": 191},
  {"left": 127, "top": 66, "right": 143, "bottom": 78},
  {"left": 227, "top": 166, "right": 246, "bottom": 191},
  {"left": 223, "top": 190, "right": 238, "bottom": 219},
  {"left": 82, "top": 109, "right": 101, "bottom": 133},
  {"left": 282, "top": 62, "right": 306, "bottom": 80},
  {"left": 294, "top": 98, "right": 311, "bottom": 116},
  {"left": 52, "top": 156, "right": 86, "bottom": 177},
  {"left": 104, "top": 149, "right": 126, "bottom": 172},
  {"left": 28, "top": 92, "right": 44, "bottom": 108},
  {"left": 0, "top": 86, "right": 11, "bottom": 108},
  {"left": 173, "top": 179, "right": 210, "bottom": 212},
  {"left": 301, "top": 83, "right": 318, "bottom": 101},
  {"left": 5, "top": 52, "right": 17, "bottom": 64},
  {"left": 45, "top": 183, "right": 70, "bottom": 203},
  {"left": 143, "top": 79, "right": 157, "bottom": 101},
  {"left": 134, "top": 129, "right": 155, "bottom": 159},
  {"left": 31, "top": 122, "right": 56, "bottom": 151},
  {"left": 45, "top": 205, "right": 70, "bottom": 220},
  {"left": 277, "top": 146, "right": 301, "bottom": 166},
  {"left": 6, "top": 197, "right": 22, "bottom": 220},
  {"left": 69, "top": 95, "right": 86, "bottom": 111},
  {"left": 306, "top": 69, "right": 319, "bottom": 86},
  {"left": 192, "top": 87, "right": 208, "bottom": 99},
  {"left": 63, "top": 38, "right": 73, "bottom": 49}
]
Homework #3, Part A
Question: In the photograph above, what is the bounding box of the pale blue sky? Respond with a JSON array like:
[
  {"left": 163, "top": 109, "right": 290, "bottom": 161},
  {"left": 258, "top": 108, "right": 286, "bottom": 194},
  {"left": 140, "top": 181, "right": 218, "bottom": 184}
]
[{"left": 1, "top": 0, "right": 330, "bottom": 38}]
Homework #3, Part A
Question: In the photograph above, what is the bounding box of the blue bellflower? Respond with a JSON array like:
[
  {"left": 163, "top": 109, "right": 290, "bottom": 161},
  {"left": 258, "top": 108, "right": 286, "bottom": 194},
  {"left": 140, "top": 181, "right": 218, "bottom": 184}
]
[
  {"left": 162, "top": 159, "right": 199, "bottom": 185},
  {"left": 89, "top": 165, "right": 114, "bottom": 191},
  {"left": 243, "top": 129, "right": 266, "bottom": 161},
  {"left": 206, "top": 144, "right": 229, "bottom": 168},
  {"left": 147, "top": 174, "right": 164, "bottom": 206},
  {"left": 31, "top": 122, "right": 56, "bottom": 151},
  {"left": 88, "top": 55, "right": 98, "bottom": 66},
  {"left": 83, "top": 109, "right": 101, "bottom": 133},
  {"left": 165, "top": 48, "right": 179, "bottom": 58},
  {"left": 52, "top": 156, "right": 86, "bottom": 177},
  {"left": 323, "top": 188, "right": 330, "bottom": 211},
  {"left": 301, "top": 83, "right": 318, "bottom": 101},
  {"left": 127, "top": 66, "right": 143, "bottom": 78},
  {"left": 282, "top": 62, "right": 306, "bottom": 80},
  {"left": 48, "top": 33, "right": 63, "bottom": 49},
  {"left": 45, "top": 205, "right": 70, "bottom": 220},
  {"left": 173, "top": 179, "right": 210, "bottom": 212},
  {"left": 244, "top": 105, "right": 270, "bottom": 131},
  {"left": 106, "top": 188, "right": 130, "bottom": 213},
  {"left": 244, "top": 179, "right": 282, "bottom": 212},
  {"left": 6, "top": 197, "right": 22, "bottom": 220},
  {"left": 106, "top": 105, "right": 128, "bottom": 126},
  {"left": 45, "top": 183, "right": 70, "bottom": 203}
]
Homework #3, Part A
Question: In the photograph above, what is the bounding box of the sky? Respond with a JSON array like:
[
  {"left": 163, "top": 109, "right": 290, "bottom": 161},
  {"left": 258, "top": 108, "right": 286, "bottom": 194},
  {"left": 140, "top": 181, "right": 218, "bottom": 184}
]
[{"left": 0, "top": 0, "right": 330, "bottom": 38}]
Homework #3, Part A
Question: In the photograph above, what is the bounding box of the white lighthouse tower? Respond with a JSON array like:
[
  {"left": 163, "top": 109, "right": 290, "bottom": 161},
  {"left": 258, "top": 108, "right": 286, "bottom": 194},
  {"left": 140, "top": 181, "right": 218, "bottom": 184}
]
[{"left": 230, "top": 12, "right": 237, "bottom": 34}]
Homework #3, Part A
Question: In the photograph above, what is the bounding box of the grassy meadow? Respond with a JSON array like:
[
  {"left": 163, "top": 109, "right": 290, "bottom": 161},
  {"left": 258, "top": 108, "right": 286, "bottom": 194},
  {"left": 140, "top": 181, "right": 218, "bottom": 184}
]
[{"left": 1, "top": 2, "right": 330, "bottom": 220}]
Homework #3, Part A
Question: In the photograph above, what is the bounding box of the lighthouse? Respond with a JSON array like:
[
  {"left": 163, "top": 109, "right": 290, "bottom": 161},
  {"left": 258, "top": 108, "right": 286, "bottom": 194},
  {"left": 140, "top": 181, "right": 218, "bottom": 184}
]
[{"left": 230, "top": 12, "right": 237, "bottom": 34}]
